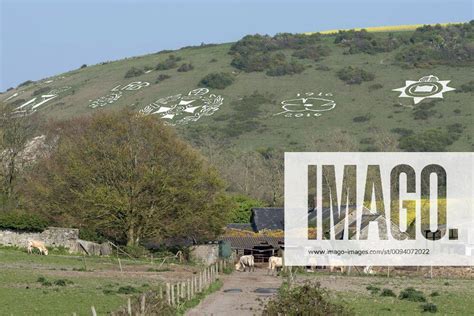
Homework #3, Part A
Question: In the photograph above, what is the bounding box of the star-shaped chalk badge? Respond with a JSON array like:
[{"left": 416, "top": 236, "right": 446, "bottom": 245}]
[{"left": 392, "top": 75, "right": 455, "bottom": 104}]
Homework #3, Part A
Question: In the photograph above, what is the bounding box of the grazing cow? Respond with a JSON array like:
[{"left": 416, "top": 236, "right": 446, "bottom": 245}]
[
  {"left": 235, "top": 255, "right": 255, "bottom": 272},
  {"left": 27, "top": 240, "right": 48, "bottom": 255},
  {"left": 267, "top": 256, "right": 283, "bottom": 275},
  {"left": 328, "top": 260, "right": 345, "bottom": 273}
]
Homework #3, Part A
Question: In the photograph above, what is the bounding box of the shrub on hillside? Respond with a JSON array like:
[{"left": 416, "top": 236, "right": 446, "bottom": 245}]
[
  {"left": 399, "top": 287, "right": 426, "bottom": 302},
  {"left": 177, "top": 63, "right": 194, "bottom": 72},
  {"left": 155, "top": 55, "right": 182, "bottom": 70},
  {"left": 396, "top": 22, "right": 474, "bottom": 67},
  {"left": 334, "top": 29, "right": 402, "bottom": 54},
  {"left": 266, "top": 61, "right": 305, "bottom": 76},
  {"left": 0, "top": 211, "right": 49, "bottom": 232},
  {"left": 458, "top": 80, "right": 474, "bottom": 93},
  {"left": 80, "top": 64, "right": 87, "bottom": 69},
  {"left": 32, "top": 87, "right": 51, "bottom": 96},
  {"left": 412, "top": 102, "right": 437, "bottom": 120},
  {"left": 380, "top": 288, "right": 396, "bottom": 297},
  {"left": 337, "top": 66, "right": 375, "bottom": 84},
  {"left": 399, "top": 130, "right": 455, "bottom": 152},
  {"left": 262, "top": 282, "right": 353, "bottom": 315},
  {"left": 199, "top": 72, "right": 235, "bottom": 89},
  {"left": 124, "top": 67, "right": 145, "bottom": 78},
  {"left": 292, "top": 45, "right": 331, "bottom": 61},
  {"left": 421, "top": 303, "right": 438, "bottom": 313},
  {"left": 18, "top": 80, "right": 34, "bottom": 88},
  {"left": 229, "top": 33, "right": 322, "bottom": 73},
  {"left": 155, "top": 74, "right": 171, "bottom": 84}
]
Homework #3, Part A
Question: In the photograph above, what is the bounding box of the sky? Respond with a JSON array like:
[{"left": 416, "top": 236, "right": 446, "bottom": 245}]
[{"left": 0, "top": 0, "right": 472, "bottom": 91}]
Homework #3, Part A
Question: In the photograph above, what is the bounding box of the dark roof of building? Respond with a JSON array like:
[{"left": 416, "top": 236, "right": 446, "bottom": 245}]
[
  {"left": 226, "top": 223, "right": 253, "bottom": 231},
  {"left": 220, "top": 236, "right": 283, "bottom": 250},
  {"left": 251, "top": 208, "right": 284, "bottom": 232},
  {"left": 251, "top": 207, "right": 319, "bottom": 232}
]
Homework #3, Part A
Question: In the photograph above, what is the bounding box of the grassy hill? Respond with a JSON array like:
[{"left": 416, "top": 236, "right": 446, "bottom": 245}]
[{"left": 2, "top": 22, "right": 473, "bottom": 155}]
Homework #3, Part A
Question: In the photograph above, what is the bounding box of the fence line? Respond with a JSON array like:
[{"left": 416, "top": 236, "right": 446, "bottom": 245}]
[{"left": 93, "top": 258, "right": 231, "bottom": 315}]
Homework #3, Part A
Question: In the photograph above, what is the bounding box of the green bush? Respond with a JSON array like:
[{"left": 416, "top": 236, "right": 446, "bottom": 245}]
[
  {"left": 421, "top": 302, "right": 438, "bottom": 313},
  {"left": 399, "top": 287, "right": 426, "bottom": 302},
  {"left": 199, "top": 72, "right": 235, "bottom": 89},
  {"left": 396, "top": 22, "right": 474, "bottom": 67},
  {"left": 229, "top": 195, "right": 266, "bottom": 223},
  {"left": 155, "top": 74, "right": 171, "bottom": 84},
  {"left": 18, "top": 80, "right": 34, "bottom": 87},
  {"left": 413, "top": 102, "right": 437, "bottom": 120},
  {"left": 124, "top": 67, "right": 144, "bottom": 78},
  {"left": 33, "top": 87, "right": 51, "bottom": 96},
  {"left": 430, "top": 291, "right": 440, "bottom": 297},
  {"left": 380, "top": 288, "right": 396, "bottom": 297},
  {"left": 368, "top": 83, "right": 384, "bottom": 91},
  {"left": 399, "top": 125, "right": 463, "bottom": 152},
  {"left": 458, "top": 80, "right": 474, "bottom": 93},
  {"left": 177, "top": 63, "right": 194, "bottom": 72},
  {"left": 80, "top": 64, "right": 87, "bottom": 69},
  {"left": 78, "top": 228, "right": 107, "bottom": 243},
  {"left": 352, "top": 113, "right": 373, "bottom": 122},
  {"left": 366, "top": 285, "right": 380, "bottom": 294},
  {"left": 334, "top": 29, "right": 402, "bottom": 54},
  {"left": 117, "top": 285, "right": 139, "bottom": 294},
  {"left": 391, "top": 128, "right": 414, "bottom": 137},
  {"left": 0, "top": 212, "right": 49, "bottom": 232},
  {"left": 292, "top": 45, "right": 331, "bottom": 61},
  {"left": 155, "top": 55, "right": 182, "bottom": 70},
  {"left": 122, "top": 245, "right": 149, "bottom": 258},
  {"left": 337, "top": 66, "right": 375, "bottom": 84},
  {"left": 266, "top": 61, "right": 305, "bottom": 76},
  {"left": 262, "top": 282, "right": 353, "bottom": 316}
]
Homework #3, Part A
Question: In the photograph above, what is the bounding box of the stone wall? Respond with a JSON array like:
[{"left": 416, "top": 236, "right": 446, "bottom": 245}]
[
  {"left": 0, "top": 227, "right": 79, "bottom": 248},
  {"left": 190, "top": 244, "right": 219, "bottom": 265},
  {"left": 0, "top": 227, "right": 111, "bottom": 256}
]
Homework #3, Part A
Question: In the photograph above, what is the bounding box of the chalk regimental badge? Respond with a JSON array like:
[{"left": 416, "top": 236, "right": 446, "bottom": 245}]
[
  {"left": 392, "top": 75, "right": 455, "bottom": 104},
  {"left": 140, "top": 88, "right": 223, "bottom": 125}
]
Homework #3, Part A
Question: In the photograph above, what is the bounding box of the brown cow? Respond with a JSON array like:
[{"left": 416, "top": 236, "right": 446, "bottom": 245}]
[{"left": 27, "top": 240, "right": 48, "bottom": 255}]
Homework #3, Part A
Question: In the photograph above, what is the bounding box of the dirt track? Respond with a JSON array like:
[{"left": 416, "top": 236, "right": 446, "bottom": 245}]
[{"left": 186, "top": 268, "right": 282, "bottom": 316}]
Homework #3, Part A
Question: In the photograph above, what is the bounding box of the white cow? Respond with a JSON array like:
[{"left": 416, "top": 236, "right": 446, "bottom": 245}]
[
  {"left": 328, "top": 260, "right": 345, "bottom": 273},
  {"left": 363, "top": 265, "right": 375, "bottom": 275},
  {"left": 267, "top": 256, "right": 283, "bottom": 275},
  {"left": 235, "top": 255, "right": 255, "bottom": 272},
  {"left": 27, "top": 240, "right": 48, "bottom": 255}
]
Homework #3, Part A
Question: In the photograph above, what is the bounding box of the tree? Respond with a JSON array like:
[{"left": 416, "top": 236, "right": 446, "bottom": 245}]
[
  {"left": 229, "top": 195, "right": 266, "bottom": 223},
  {"left": 25, "top": 110, "right": 231, "bottom": 246},
  {"left": 0, "top": 103, "right": 42, "bottom": 211}
]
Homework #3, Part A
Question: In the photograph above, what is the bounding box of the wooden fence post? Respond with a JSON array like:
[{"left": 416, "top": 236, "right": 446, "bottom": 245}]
[
  {"left": 127, "top": 297, "right": 132, "bottom": 316},
  {"left": 171, "top": 283, "right": 175, "bottom": 305},
  {"left": 159, "top": 285, "right": 163, "bottom": 300},
  {"left": 140, "top": 294, "right": 146, "bottom": 314},
  {"left": 187, "top": 278, "right": 191, "bottom": 300},
  {"left": 166, "top": 283, "right": 171, "bottom": 305},
  {"left": 199, "top": 271, "right": 202, "bottom": 292},
  {"left": 91, "top": 306, "right": 97, "bottom": 316}
]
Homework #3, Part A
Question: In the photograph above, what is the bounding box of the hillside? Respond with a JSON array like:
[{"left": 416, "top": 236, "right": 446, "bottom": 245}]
[{"left": 2, "top": 22, "right": 473, "bottom": 156}]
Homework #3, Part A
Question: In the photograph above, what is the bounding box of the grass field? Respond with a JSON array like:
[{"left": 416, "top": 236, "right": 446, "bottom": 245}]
[
  {"left": 297, "top": 270, "right": 474, "bottom": 315},
  {"left": 0, "top": 247, "right": 200, "bottom": 315}
]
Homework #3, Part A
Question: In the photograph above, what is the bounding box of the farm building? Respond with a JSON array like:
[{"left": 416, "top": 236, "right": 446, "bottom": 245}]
[{"left": 222, "top": 207, "right": 285, "bottom": 262}]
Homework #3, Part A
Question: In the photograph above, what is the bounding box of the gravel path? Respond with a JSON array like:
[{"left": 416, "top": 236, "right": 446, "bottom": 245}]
[{"left": 186, "top": 268, "right": 282, "bottom": 316}]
